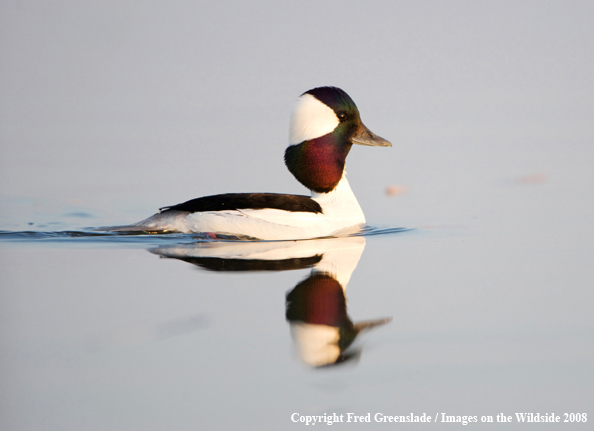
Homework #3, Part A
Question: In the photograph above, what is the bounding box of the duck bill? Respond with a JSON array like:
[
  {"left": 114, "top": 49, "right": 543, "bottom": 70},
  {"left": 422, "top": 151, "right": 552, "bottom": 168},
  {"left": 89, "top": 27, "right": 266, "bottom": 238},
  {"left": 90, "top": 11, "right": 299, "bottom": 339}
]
[{"left": 351, "top": 122, "right": 392, "bottom": 147}]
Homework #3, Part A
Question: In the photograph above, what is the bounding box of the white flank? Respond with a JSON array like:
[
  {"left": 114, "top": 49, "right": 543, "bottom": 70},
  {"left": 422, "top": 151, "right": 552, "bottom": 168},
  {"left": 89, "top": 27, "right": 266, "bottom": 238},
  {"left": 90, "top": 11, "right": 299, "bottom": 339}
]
[{"left": 288, "top": 94, "right": 339, "bottom": 145}]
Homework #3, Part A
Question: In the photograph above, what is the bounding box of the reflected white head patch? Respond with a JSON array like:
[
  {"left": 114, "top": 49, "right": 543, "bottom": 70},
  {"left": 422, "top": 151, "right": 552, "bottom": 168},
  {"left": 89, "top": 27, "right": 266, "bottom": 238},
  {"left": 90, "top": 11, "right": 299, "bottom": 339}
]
[{"left": 288, "top": 94, "right": 339, "bottom": 146}]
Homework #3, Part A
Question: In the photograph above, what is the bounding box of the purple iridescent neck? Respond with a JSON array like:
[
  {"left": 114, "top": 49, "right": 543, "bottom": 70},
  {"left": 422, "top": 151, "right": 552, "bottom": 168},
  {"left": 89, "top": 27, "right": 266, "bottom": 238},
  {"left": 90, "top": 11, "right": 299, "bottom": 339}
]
[{"left": 284, "top": 134, "right": 352, "bottom": 194}]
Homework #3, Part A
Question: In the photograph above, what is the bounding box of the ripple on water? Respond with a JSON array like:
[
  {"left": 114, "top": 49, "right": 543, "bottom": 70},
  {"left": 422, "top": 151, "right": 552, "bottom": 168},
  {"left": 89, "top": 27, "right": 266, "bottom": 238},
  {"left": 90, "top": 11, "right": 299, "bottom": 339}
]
[{"left": 0, "top": 225, "right": 412, "bottom": 247}]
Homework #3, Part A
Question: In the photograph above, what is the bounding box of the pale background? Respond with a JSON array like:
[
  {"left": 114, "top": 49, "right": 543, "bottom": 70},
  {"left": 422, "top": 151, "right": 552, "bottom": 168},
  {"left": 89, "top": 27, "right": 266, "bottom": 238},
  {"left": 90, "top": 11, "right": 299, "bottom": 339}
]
[
  {"left": 1, "top": 1, "right": 593, "bottom": 430},
  {"left": 2, "top": 1, "right": 592, "bottom": 222}
]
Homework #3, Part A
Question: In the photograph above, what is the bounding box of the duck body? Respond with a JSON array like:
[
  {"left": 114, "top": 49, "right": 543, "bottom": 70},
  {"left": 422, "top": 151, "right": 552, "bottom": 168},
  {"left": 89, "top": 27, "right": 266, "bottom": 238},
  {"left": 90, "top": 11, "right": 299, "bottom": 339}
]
[
  {"left": 104, "top": 87, "right": 391, "bottom": 240},
  {"left": 124, "top": 173, "right": 365, "bottom": 240}
]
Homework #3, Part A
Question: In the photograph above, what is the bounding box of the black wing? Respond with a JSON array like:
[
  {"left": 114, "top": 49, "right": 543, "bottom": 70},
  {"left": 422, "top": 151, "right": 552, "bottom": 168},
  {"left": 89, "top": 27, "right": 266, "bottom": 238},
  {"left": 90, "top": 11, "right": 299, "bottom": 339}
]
[{"left": 160, "top": 193, "right": 322, "bottom": 214}]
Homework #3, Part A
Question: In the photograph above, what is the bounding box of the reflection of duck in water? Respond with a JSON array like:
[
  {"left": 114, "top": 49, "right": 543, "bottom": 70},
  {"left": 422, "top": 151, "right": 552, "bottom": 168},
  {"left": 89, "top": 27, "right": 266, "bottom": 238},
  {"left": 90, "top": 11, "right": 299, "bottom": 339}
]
[
  {"left": 286, "top": 272, "right": 391, "bottom": 368},
  {"left": 151, "top": 236, "right": 391, "bottom": 368},
  {"left": 283, "top": 238, "right": 391, "bottom": 367}
]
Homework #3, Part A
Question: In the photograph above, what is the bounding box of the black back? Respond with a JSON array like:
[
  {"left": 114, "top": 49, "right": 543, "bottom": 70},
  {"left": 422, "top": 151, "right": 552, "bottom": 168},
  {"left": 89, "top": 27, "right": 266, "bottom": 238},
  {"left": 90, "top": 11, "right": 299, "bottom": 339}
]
[{"left": 160, "top": 193, "right": 322, "bottom": 214}]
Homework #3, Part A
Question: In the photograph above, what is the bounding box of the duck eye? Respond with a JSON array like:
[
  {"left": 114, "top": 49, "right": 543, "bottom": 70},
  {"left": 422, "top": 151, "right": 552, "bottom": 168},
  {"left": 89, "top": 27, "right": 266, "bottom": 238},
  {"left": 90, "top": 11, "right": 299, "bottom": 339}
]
[{"left": 337, "top": 112, "right": 347, "bottom": 121}]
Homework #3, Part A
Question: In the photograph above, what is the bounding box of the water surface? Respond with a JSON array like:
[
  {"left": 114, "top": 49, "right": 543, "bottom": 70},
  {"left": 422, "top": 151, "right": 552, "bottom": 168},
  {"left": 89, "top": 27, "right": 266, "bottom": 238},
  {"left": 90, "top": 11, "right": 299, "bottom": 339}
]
[{"left": 1, "top": 203, "right": 591, "bottom": 430}]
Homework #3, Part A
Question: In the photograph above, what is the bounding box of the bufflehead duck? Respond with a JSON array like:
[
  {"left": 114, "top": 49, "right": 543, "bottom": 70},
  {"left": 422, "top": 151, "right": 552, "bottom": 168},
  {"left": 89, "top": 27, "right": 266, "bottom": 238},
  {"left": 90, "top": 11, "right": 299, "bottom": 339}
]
[{"left": 105, "top": 86, "right": 391, "bottom": 240}]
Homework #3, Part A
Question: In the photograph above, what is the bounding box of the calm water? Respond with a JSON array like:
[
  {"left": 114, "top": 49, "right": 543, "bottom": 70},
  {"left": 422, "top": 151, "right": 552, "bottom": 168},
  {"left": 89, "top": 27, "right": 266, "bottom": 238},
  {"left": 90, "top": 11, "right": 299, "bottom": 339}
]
[{"left": 1, "top": 189, "right": 592, "bottom": 430}]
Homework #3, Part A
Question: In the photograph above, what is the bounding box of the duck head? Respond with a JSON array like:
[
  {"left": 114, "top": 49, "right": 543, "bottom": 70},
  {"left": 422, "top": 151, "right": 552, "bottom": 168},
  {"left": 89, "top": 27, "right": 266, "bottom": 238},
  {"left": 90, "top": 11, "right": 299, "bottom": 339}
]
[{"left": 284, "top": 86, "right": 391, "bottom": 194}]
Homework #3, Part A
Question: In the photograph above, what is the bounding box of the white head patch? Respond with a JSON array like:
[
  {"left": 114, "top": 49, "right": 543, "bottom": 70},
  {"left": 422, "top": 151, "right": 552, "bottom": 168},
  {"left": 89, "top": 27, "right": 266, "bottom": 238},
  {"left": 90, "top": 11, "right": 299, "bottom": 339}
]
[{"left": 288, "top": 94, "right": 339, "bottom": 146}]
